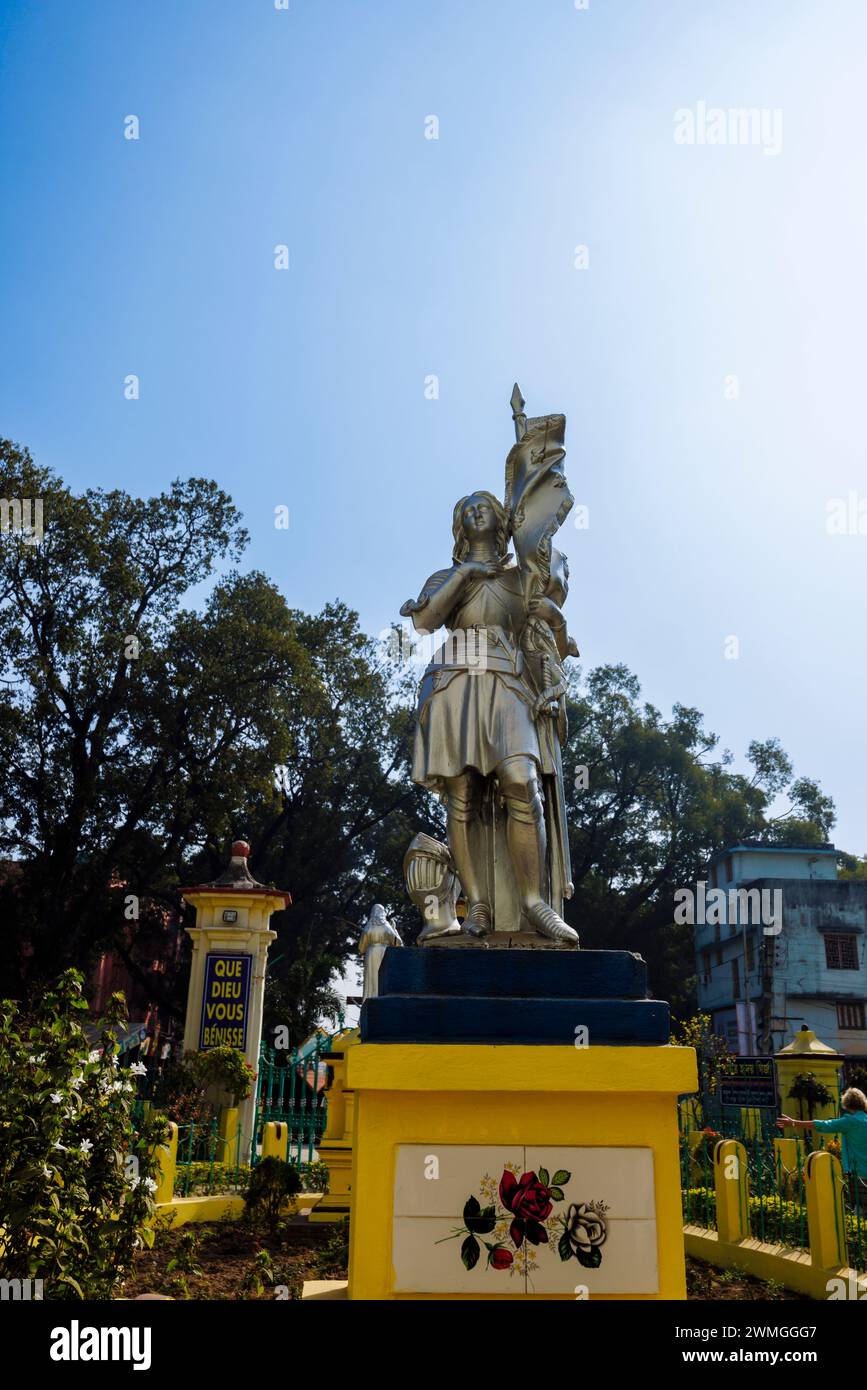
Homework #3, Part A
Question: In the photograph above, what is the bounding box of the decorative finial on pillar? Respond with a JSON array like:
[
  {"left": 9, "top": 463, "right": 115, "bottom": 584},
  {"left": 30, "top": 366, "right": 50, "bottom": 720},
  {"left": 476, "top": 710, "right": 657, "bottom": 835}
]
[{"left": 208, "top": 839, "right": 259, "bottom": 888}]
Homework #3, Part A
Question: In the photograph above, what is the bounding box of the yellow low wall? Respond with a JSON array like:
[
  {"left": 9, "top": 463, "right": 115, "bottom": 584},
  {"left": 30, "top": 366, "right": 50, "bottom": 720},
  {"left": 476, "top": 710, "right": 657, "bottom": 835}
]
[
  {"left": 154, "top": 1192, "right": 322, "bottom": 1229},
  {"left": 684, "top": 1225, "right": 867, "bottom": 1300},
  {"left": 684, "top": 1141, "right": 867, "bottom": 1300}
]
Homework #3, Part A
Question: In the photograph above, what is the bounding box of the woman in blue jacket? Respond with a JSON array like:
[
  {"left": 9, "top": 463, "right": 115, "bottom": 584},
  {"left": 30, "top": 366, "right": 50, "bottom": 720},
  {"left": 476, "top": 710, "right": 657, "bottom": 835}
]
[{"left": 778, "top": 1087, "right": 867, "bottom": 1211}]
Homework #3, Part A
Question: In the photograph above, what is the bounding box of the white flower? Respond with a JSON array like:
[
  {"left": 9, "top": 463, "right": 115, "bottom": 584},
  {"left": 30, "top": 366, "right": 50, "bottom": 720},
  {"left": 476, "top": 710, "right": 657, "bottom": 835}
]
[
  {"left": 112, "top": 1080, "right": 124, "bottom": 1092},
  {"left": 111, "top": 1055, "right": 119, "bottom": 1069},
  {"left": 88, "top": 1049, "right": 101, "bottom": 1063},
  {"left": 53, "top": 1141, "right": 66, "bottom": 1151},
  {"left": 143, "top": 1177, "right": 158, "bottom": 1193},
  {"left": 80, "top": 1139, "right": 94, "bottom": 1154},
  {"left": 42, "top": 1165, "right": 52, "bottom": 1179},
  {"left": 70, "top": 1074, "right": 84, "bottom": 1088},
  {"left": 50, "top": 1092, "right": 63, "bottom": 1104},
  {"left": 130, "top": 1062, "right": 147, "bottom": 1076}
]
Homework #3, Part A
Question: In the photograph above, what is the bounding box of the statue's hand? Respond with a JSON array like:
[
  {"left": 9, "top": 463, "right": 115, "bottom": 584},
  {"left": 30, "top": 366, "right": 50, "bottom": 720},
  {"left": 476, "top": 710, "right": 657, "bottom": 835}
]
[
  {"left": 458, "top": 559, "right": 501, "bottom": 581},
  {"left": 528, "top": 594, "right": 565, "bottom": 628}
]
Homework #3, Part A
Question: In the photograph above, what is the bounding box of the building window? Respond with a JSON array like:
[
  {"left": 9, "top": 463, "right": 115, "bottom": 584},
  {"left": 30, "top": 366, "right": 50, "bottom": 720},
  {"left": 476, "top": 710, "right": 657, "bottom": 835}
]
[
  {"left": 825, "top": 934, "right": 859, "bottom": 971},
  {"left": 701, "top": 953, "right": 711, "bottom": 987},
  {"left": 746, "top": 936, "right": 755, "bottom": 973},
  {"left": 837, "top": 1002, "right": 865, "bottom": 1031},
  {"left": 731, "top": 957, "right": 740, "bottom": 1000}
]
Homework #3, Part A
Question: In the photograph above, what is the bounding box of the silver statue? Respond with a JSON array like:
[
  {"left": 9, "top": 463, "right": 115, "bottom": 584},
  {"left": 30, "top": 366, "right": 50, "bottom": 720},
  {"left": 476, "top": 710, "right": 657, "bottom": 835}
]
[
  {"left": 358, "top": 903, "right": 403, "bottom": 999},
  {"left": 400, "top": 386, "right": 580, "bottom": 946},
  {"left": 403, "top": 832, "right": 462, "bottom": 942}
]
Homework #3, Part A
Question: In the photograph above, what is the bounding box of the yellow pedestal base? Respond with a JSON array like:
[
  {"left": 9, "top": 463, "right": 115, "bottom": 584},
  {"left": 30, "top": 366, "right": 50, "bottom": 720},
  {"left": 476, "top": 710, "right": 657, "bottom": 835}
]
[
  {"left": 345, "top": 1042, "right": 696, "bottom": 1300},
  {"left": 308, "top": 1142, "right": 352, "bottom": 1222}
]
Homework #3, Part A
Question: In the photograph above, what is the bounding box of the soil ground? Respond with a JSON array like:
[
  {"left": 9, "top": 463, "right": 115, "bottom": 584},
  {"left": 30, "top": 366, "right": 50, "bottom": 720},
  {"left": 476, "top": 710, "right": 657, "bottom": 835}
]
[{"left": 122, "top": 1221, "right": 808, "bottom": 1301}]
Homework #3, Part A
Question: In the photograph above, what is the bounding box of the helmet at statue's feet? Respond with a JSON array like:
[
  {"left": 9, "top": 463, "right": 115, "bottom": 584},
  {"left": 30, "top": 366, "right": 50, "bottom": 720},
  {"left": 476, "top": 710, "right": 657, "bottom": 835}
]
[
  {"left": 525, "top": 901, "right": 579, "bottom": 947},
  {"left": 462, "top": 902, "right": 493, "bottom": 938},
  {"left": 418, "top": 918, "right": 461, "bottom": 942}
]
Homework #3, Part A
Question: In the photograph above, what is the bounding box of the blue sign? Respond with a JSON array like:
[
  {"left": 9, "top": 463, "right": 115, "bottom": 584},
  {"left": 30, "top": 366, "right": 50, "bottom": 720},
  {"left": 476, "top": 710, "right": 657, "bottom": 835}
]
[{"left": 199, "top": 953, "right": 252, "bottom": 1051}]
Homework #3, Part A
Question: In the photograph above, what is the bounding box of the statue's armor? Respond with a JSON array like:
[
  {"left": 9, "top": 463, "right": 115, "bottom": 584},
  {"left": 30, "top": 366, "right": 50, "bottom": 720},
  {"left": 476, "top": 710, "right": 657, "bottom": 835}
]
[{"left": 412, "top": 565, "right": 540, "bottom": 791}]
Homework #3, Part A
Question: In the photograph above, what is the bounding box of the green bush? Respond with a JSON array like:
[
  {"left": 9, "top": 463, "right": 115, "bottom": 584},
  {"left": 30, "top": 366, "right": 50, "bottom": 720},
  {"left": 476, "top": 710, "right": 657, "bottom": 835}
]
[
  {"left": 301, "top": 1160, "right": 330, "bottom": 1193},
  {"left": 151, "top": 1047, "right": 255, "bottom": 1125},
  {"left": 0, "top": 970, "right": 166, "bottom": 1299},
  {"left": 243, "top": 1157, "right": 302, "bottom": 1237}
]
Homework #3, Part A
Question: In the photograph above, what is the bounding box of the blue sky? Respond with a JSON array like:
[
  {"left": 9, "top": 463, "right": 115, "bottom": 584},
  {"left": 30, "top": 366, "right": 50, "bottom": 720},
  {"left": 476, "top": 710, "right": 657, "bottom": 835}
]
[{"left": 1, "top": 0, "right": 865, "bottom": 854}]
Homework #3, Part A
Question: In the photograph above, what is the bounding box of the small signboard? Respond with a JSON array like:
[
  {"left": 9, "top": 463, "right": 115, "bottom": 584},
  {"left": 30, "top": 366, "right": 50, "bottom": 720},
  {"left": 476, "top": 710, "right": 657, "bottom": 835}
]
[
  {"left": 199, "top": 953, "right": 252, "bottom": 1051},
  {"left": 719, "top": 1056, "right": 777, "bottom": 1110}
]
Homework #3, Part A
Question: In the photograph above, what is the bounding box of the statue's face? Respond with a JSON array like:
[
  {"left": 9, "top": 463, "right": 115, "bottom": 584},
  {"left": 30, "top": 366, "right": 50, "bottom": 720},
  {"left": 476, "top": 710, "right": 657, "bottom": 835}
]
[{"left": 461, "top": 494, "right": 498, "bottom": 540}]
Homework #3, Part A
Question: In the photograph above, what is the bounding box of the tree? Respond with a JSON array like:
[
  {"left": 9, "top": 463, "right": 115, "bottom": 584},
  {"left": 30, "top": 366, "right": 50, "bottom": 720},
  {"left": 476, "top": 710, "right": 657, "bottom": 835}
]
[
  {"left": 787, "top": 1071, "right": 835, "bottom": 1121},
  {"left": 560, "top": 664, "right": 836, "bottom": 1011},
  {"left": 0, "top": 442, "right": 434, "bottom": 1036},
  {"left": 0, "top": 444, "right": 309, "bottom": 995}
]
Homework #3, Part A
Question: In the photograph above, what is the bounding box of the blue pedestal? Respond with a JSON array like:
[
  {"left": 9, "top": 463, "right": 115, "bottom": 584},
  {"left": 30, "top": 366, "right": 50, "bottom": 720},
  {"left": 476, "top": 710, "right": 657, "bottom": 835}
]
[{"left": 361, "top": 948, "right": 669, "bottom": 1046}]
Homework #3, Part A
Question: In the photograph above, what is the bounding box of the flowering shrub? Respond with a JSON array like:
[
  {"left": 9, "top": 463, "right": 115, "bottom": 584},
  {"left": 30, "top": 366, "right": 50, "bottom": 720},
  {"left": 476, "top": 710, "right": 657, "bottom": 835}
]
[{"left": 0, "top": 970, "right": 166, "bottom": 1298}]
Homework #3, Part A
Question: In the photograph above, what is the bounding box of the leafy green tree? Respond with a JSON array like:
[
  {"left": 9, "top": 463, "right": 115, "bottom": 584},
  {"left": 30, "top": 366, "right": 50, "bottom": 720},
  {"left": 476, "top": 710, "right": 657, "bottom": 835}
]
[
  {"left": 0, "top": 442, "right": 435, "bottom": 1036},
  {"left": 560, "top": 665, "right": 836, "bottom": 1010}
]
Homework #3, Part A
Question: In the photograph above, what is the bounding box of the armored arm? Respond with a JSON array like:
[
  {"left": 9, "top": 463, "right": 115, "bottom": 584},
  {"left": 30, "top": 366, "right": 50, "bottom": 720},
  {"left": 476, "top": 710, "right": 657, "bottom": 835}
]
[{"left": 399, "top": 563, "right": 491, "bottom": 633}]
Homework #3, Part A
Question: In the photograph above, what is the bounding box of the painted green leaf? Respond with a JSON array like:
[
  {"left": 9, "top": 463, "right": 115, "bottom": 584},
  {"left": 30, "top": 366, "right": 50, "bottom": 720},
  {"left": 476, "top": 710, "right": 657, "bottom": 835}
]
[
  {"left": 551, "top": 1170, "right": 571, "bottom": 1186},
  {"left": 467, "top": 1210, "right": 496, "bottom": 1235},
  {"left": 575, "top": 1245, "right": 603, "bottom": 1269},
  {"left": 464, "top": 1196, "right": 496, "bottom": 1234},
  {"left": 549, "top": 1186, "right": 565, "bottom": 1202},
  {"left": 558, "top": 1231, "right": 573, "bottom": 1262},
  {"left": 463, "top": 1195, "right": 481, "bottom": 1223},
  {"left": 538, "top": 1167, "right": 550, "bottom": 1186},
  {"left": 461, "top": 1234, "right": 480, "bottom": 1270}
]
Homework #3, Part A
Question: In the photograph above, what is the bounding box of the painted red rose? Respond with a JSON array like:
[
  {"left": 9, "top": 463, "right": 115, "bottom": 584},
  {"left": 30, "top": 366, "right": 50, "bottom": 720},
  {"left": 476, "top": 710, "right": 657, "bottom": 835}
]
[
  {"left": 499, "top": 1168, "right": 553, "bottom": 1248},
  {"left": 490, "top": 1247, "right": 513, "bottom": 1270}
]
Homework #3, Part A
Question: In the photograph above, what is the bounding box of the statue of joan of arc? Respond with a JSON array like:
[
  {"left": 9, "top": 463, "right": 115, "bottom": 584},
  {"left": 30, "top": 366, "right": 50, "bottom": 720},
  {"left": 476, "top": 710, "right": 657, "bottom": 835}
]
[{"left": 399, "top": 387, "right": 580, "bottom": 946}]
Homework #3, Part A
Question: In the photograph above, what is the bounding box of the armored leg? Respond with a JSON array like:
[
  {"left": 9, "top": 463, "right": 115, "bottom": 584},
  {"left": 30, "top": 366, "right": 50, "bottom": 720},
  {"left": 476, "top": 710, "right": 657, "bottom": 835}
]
[
  {"left": 443, "top": 770, "right": 491, "bottom": 936},
  {"left": 497, "top": 755, "right": 578, "bottom": 946}
]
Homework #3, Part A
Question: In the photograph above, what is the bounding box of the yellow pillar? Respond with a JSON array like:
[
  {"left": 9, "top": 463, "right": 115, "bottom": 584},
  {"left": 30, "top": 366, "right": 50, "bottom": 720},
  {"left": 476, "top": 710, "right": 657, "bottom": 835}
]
[
  {"left": 180, "top": 842, "right": 289, "bottom": 1161},
  {"left": 309, "top": 1027, "right": 359, "bottom": 1223},
  {"left": 805, "top": 1150, "right": 846, "bottom": 1270},
  {"left": 775, "top": 1027, "right": 844, "bottom": 1139},
  {"left": 773, "top": 1136, "right": 804, "bottom": 1198},
  {"left": 218, "top": 1107, "right": 240, "bottom": 1166},
  {"left": 261, "top": 1120, "right": 289, "bottom": 1162},
  {"left": 345, "top": 1042, "right": 696, "bottom": 1299},
  {"left": 154, "top": 1121, "right": 178, "bottom": 1205},
  {"left": 714, "top": 1139, "right": 750, "bottom": 1243}
]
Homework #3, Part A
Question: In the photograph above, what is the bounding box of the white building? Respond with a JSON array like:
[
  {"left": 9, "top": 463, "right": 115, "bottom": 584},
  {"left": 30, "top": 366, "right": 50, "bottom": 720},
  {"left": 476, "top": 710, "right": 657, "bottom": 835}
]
[{"left": 694, "top": 843, "right": 867, "bottom": 1055}]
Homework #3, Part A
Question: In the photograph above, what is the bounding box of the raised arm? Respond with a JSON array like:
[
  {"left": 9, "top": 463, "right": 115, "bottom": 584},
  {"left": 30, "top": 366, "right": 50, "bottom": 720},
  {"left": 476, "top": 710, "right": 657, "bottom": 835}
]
[{"left": 399, "top": 561, "right": 498, "bottom": 633}]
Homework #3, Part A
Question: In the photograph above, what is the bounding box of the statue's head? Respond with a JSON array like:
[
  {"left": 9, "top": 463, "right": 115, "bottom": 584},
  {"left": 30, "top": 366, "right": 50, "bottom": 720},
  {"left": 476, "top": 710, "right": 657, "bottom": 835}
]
[{"left": 451, "top": 490, "right": 510, "bottom": 562}]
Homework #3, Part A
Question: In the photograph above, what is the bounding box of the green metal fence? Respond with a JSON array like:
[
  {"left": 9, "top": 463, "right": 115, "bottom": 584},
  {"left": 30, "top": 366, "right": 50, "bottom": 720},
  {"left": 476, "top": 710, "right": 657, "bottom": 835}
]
[
  {"left": 253, "top": 1033, "right": 332, "bottom": 1166},
  {"left": 679, "top": 1109, "right": 867, "bottom": 1273}
]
